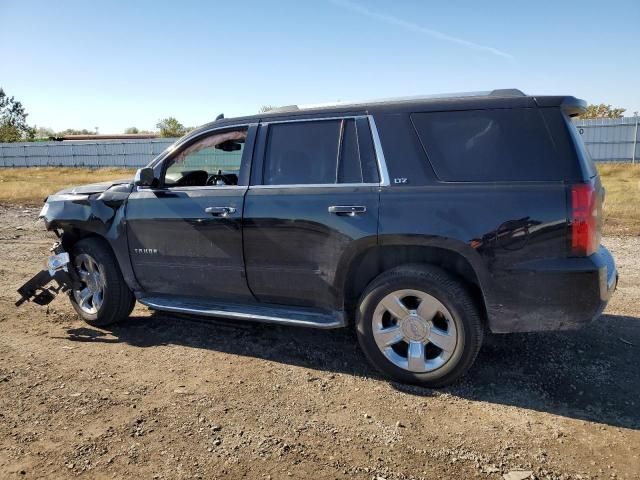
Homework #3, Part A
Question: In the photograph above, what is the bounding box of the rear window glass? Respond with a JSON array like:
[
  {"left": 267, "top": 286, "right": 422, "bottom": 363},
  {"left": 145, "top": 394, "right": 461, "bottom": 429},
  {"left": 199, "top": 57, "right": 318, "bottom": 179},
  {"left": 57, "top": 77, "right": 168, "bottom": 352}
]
[
  {"left": 262, "top": 118, "right": 377, "bottom": 185},
  {"left": 338, "top": 119, "right": 363, "bottom": 183},
  {"left": 263, "top": 120, "right": 340, "bottom": 185},
  {"left": 411, "top": 109, "right": 565, "bottom": 182}
]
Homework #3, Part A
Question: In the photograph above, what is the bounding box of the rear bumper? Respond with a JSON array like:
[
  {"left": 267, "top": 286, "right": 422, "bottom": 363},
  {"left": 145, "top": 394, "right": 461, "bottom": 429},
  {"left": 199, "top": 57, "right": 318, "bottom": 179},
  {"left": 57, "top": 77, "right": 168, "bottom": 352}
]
[
  {"left": 589, "top": 245, "right": 618, "bottom": 319},
  {"left": 487, "top": 245, "right": 617, "bottom": 333}
]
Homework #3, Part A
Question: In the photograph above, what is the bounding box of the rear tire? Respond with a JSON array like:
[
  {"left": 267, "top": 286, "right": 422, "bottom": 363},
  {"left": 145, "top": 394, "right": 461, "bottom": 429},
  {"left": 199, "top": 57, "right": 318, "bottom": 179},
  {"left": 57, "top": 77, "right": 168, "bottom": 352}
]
[
  {"left": 356, "top": 265, "right": 483, "bottom": 387},
  {"left": 69, "top": 237, "right": 135, "bottom": 327}
]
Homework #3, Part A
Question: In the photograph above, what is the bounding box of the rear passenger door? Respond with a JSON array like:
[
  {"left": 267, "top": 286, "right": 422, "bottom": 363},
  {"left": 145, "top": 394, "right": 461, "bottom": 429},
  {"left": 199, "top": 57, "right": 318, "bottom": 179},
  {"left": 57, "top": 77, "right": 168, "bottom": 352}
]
[{"left": 243, "top": 116, "right": 382, "bottom": 310}]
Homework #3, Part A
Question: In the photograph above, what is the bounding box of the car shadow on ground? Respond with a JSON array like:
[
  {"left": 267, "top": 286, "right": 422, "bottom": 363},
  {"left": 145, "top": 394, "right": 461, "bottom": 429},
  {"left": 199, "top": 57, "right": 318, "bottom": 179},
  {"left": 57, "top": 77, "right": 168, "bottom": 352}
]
[{"left": 62, "top": 312, "right": 640, "bottom": 431}]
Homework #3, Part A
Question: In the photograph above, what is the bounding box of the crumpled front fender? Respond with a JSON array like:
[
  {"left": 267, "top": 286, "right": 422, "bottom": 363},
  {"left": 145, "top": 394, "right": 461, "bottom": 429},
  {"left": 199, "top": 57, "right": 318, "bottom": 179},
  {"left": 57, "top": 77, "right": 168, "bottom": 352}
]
[{"left": 39, "top": 183, "right": 140, "bottom": 292}]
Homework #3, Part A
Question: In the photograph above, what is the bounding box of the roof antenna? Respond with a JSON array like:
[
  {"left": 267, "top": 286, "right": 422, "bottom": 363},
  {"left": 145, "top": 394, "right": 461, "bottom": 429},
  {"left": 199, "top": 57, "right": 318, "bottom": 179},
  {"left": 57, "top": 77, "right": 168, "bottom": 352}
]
[{"left": 215, "top": 113, "right": 224, "bottom": 120}]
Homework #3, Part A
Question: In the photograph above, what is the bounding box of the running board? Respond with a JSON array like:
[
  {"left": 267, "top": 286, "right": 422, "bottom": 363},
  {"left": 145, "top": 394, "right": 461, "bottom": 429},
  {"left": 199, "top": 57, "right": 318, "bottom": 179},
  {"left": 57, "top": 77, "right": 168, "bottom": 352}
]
[{"left": 138, "top": 296, "right": 345, "bottom": 329}]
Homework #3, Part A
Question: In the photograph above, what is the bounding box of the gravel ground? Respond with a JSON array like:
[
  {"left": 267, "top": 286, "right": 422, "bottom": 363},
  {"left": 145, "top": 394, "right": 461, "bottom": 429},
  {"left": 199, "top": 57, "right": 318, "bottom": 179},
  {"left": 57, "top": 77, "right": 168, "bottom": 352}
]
[{"left": 0, "top": 204, "right": 638, "bottom": 479}]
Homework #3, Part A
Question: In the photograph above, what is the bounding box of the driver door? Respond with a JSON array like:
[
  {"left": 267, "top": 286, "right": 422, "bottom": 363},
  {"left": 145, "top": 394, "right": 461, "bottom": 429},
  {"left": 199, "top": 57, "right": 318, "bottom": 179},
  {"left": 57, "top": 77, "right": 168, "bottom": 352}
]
[{"left": 126, "top": 124, "right": 257, "bottom": 302}]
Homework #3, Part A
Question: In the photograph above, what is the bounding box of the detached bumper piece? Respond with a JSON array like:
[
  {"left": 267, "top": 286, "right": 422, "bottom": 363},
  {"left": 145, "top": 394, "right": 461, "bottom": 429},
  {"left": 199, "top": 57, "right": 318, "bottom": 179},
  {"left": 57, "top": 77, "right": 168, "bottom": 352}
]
[{"left": 15, "top": 243, "right": 81, "bottom": 307}]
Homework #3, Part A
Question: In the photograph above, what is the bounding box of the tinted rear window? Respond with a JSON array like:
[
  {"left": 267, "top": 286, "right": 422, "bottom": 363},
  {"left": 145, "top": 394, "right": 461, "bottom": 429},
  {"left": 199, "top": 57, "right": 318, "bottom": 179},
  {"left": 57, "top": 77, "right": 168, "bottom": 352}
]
[
  {"left": 338, "top": 119, "right": 363, "bottom": 183},
  {"left": 262, "top": 118, "right": 377, "bottom": 185},
  {"left": 263, "top": 120, "right": 340, "bottom": 185},
  {"left": 411, "top": 109, "right": 566, "bottom": 182}
]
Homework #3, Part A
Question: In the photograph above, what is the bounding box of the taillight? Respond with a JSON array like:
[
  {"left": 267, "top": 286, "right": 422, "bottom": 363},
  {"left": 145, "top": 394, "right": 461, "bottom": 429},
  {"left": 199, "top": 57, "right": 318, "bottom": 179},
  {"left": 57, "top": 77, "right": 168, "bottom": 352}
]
[{"left": 570, "top": 183, "right": 598, "bottom": 256}]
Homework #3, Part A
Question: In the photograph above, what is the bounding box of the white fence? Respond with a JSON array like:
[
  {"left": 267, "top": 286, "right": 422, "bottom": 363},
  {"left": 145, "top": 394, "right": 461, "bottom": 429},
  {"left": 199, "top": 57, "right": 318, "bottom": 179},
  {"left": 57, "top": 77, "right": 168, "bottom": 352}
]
[
  {"left": 0, "top": 138, "right": 178, "bottom": 168},
  {"left": 0, "top": 116, "right": 638, "bottom": 167},
  {"left": 573, "top": 116, "right": 639, "bottom": 163}
]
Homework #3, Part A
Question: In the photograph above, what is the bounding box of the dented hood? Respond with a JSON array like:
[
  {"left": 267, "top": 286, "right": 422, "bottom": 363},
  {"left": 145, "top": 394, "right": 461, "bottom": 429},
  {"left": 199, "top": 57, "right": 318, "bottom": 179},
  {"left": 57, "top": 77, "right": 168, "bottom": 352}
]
[{"left": 55, "top": 178, "right": 133, "bottom": 195}]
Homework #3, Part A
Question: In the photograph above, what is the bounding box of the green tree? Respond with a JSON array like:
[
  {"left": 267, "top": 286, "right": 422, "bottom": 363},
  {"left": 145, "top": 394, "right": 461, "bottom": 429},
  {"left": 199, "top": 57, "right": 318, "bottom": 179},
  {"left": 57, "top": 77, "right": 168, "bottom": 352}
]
[
  {"left": 57, "top": 128, "right": 97, "bottom": 136},
  {"left": 0, "top": 88, "right": 35, "bottom": 142},
  {"left": 579, "top": 104, "right": 626, "bottom": 119},
  {"left": 33, "top": 127, "right": 55, "bottom": 140},
  {"left": 124, "top": 127, "right": 140, "bottom": 134},
  {"left": 156, "top": 117, "right": 187, "bottom": 137}
]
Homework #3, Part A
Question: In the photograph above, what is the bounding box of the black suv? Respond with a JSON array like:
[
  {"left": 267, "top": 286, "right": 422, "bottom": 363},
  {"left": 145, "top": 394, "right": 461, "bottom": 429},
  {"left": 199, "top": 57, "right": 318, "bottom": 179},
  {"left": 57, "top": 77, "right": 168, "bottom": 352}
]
[{"left": 17, "top": 89, "right": 617, "bottom": 387}]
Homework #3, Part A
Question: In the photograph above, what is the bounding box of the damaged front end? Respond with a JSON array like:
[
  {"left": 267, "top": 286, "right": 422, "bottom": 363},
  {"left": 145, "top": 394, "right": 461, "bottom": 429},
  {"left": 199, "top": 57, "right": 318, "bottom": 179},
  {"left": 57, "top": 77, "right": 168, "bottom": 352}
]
[
  {"left": 15, "top": 241, "right": 82, "bottom": 306},
  {"left": 15, "top": 178, "right": 136, "bottom": 308}
]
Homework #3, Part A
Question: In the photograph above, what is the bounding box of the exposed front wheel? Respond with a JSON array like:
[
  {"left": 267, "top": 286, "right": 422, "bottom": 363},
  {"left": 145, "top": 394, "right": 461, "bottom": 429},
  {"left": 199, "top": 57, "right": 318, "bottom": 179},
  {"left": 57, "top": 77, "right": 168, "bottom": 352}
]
[
  {"left": 356, "top": 265, "right": 483, "bottom": 387},
  {"left": 69, "top": 237, "right": 135, "bottom": 327}
]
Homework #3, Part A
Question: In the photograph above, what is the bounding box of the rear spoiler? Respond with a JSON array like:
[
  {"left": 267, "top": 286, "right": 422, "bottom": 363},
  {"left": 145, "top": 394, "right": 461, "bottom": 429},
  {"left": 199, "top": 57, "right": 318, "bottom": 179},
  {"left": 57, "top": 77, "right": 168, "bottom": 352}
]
[
  {"left": 535, "top": 96, "right": 587, "bottom": 117},
  {"left": 560, "top": 97, "right": 587, "bottom": 117}
]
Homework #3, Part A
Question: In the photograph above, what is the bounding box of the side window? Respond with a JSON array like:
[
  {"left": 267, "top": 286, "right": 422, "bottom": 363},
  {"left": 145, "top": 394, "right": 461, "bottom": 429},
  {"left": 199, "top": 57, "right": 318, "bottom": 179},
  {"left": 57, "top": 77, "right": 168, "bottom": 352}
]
[
  {"left": 262, "top": 118, "right": 373, "bottom": 185},
  {"left": 263, "top": 120, "right": 339, "bottom": 185},
  {"left": 411, "top": 109, "right": 563, "bottom": 182},
  {"left": 338, "top": 119, "right": 363, "bottom": 183},
  {"left": 164, "top": 129, "right": 247, "bottom": 187}
]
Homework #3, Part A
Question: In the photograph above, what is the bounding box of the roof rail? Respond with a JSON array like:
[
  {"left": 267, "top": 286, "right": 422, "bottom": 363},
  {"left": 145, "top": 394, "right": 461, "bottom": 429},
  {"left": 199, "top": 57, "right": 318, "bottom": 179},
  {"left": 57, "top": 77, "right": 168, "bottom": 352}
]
[
  {"left": 489, "top": 88, "right": 526, "bottom": 97},
  {"left": 294, "top": 89, "right": 527, "bottom": 111},
  {"left": 267, "top": 105, "right": 300, "bottom": 113}
]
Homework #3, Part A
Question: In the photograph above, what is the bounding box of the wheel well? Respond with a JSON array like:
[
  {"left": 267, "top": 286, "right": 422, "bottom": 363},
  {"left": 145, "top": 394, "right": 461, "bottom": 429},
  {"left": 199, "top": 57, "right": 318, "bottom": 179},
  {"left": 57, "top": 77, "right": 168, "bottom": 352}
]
[
  {"left": 342, "top": 246, "right": 487, "bottom": 320},
  {"left": 59, "top": 229, "right": 107, "bottom": 252}
]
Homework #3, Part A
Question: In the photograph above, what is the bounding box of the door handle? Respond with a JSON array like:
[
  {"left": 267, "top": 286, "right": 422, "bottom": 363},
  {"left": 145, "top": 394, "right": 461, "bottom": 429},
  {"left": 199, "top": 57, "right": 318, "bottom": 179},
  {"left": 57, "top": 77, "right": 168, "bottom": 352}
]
[
  {"left": 328, "top": 205, "right": 367, "bottom": 216},
  {"left": 204, "top": 206, "right": 236, "bottom": 217}
]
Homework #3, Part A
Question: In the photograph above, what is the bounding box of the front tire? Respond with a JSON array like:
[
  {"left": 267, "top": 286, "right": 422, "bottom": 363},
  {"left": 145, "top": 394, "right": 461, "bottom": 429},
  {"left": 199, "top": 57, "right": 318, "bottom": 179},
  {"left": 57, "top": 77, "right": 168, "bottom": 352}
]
[
  {"left": 69, "top": 237, "right": 135, "bottom": 327},
  {"left": 356, "top": 265, "right": 483, "bottom": 387}
]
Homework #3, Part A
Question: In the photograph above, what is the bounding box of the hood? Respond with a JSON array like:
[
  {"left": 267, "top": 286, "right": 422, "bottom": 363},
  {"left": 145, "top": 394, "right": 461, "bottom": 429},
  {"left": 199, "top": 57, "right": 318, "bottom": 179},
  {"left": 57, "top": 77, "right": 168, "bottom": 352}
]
[{"left": 55, "top": 178, "right": 133, "bottom": 195}]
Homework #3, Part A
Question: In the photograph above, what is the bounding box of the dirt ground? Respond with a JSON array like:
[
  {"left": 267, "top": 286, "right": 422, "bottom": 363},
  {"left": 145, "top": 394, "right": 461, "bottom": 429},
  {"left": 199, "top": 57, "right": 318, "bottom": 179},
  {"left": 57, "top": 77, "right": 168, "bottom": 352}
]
[{"left": 0, "top": 203, "right": 638, "bottom": 480}]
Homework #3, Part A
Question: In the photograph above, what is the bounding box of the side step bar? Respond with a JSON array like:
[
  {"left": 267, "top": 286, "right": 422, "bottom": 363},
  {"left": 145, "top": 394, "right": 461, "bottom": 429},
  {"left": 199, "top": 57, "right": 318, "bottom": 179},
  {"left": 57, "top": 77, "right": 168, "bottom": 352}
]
[{"left": 138, "top": 296, "right": 346, "bottom": 329}]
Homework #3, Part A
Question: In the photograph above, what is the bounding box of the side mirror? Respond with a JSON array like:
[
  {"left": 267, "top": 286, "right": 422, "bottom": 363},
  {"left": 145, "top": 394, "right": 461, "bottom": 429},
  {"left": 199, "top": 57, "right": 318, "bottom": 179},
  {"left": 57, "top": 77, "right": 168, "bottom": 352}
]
[{"left": 134, "top": 167, "right": 155, "bottom": 187}]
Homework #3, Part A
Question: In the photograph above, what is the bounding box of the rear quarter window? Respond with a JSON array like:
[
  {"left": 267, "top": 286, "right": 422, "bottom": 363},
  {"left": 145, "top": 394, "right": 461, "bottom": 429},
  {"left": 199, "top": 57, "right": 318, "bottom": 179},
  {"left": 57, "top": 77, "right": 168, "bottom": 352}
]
[{"left": 411, "top": 108, "right": 567, "bottom": 182}]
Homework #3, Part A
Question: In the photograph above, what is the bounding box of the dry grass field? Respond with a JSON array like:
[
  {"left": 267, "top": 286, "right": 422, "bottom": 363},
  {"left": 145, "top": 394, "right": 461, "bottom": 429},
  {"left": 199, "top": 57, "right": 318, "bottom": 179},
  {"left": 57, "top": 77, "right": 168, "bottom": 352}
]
[
  {"left": 0, "top": 167, "right": 135, "bottom": 205},
  {"left": 598, "top": 163, "right": 640, "bottom": 234},
  {"left": 0, "top": 164, "right": 639, "bottom": 234}
]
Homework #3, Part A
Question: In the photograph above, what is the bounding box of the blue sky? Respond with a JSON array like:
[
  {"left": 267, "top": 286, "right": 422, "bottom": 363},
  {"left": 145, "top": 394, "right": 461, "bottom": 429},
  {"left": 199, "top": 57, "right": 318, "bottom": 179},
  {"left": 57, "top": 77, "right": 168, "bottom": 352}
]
[{"left": 1, "top": 0, "right": 639, "bottom": 133}]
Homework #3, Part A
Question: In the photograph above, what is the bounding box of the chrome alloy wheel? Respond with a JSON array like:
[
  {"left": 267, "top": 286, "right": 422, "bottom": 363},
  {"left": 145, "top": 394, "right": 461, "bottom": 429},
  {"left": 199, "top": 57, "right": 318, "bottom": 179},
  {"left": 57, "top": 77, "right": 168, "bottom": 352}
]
[
  {"left": 72, "top": 253, "right": 106, "bottom": 315},
  {"left": 372, "top": 289, "right": 458, "bottom": 373}
]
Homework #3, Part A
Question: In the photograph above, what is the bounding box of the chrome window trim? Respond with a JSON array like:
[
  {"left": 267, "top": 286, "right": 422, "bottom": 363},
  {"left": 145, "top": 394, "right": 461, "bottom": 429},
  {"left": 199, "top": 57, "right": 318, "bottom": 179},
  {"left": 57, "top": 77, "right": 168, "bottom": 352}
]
[
  {"left": 255, "top": 114, "right": 390, "bottom": 188},
  {"left": 367, "top": 115, "right": 390, "bottom": 186},
  {"left": 248, "top": 183, "right": 380, "bottom": 190},
  {"left": 143, "top": 116, "right": 392, "bottom": 190},
  {"left": 164, "top": 185, "right": 247, "bottom": 192},
  {"left": 136, "top": 185, "right": 248, "bottom": 193}
]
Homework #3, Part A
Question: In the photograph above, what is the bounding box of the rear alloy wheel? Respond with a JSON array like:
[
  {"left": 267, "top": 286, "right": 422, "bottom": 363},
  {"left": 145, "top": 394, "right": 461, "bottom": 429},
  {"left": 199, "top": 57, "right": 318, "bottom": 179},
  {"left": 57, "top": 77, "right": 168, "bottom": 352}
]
[
  {"left": 372, "top": 289, "right": 458, "bottom": 373},
  {"left": 356, "top": 265, "right": 483, "bottom": 387}
]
